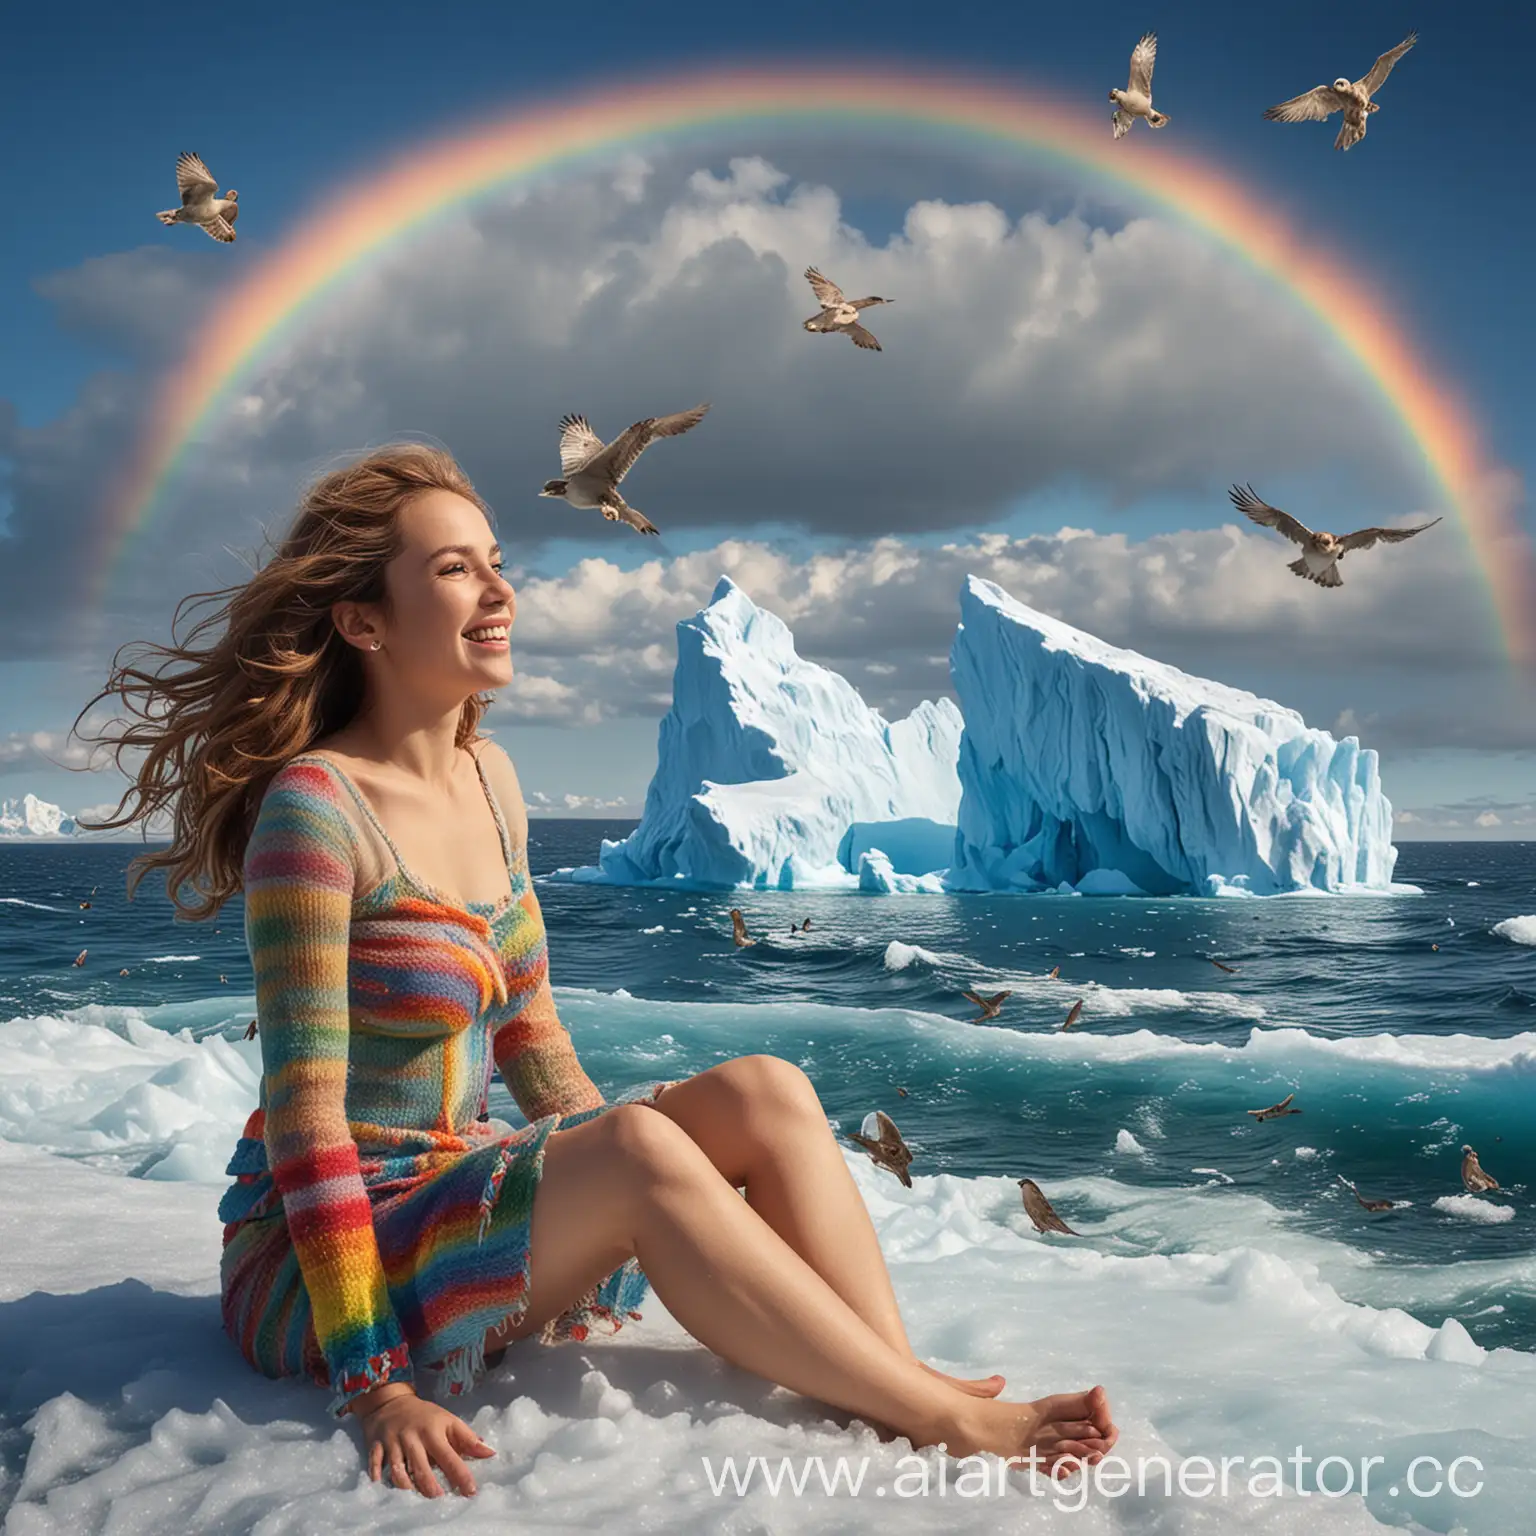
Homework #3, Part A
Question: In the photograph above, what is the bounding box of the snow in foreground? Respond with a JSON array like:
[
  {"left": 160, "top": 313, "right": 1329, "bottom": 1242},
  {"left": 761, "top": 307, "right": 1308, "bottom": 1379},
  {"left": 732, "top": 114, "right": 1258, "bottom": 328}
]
[{"left": 2, "top": 1009, "right": 1533, "bottom": 1534}]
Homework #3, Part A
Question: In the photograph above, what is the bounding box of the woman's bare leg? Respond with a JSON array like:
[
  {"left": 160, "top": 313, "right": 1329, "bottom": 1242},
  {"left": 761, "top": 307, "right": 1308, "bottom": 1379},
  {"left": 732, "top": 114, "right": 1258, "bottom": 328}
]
[
  {"left": 490, "top": 1105, "right": 1115, "bottom": 1466},
  {"left": 647, "top": 1058, "right": 1003, "bottom": 1395}
]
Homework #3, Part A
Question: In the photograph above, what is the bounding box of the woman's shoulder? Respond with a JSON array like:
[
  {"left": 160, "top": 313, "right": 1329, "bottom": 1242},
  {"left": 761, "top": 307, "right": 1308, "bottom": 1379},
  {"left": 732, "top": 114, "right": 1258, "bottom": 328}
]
[{"left": 471, "top": 737, "right": 527, "bottom": 820}]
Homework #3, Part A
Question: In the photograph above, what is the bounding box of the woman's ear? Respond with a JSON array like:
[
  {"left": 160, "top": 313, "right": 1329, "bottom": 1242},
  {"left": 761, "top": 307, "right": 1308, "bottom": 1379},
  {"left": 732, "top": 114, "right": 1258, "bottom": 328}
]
[{"left": 330, "top": 600, "right": 379, "bottom": 651}]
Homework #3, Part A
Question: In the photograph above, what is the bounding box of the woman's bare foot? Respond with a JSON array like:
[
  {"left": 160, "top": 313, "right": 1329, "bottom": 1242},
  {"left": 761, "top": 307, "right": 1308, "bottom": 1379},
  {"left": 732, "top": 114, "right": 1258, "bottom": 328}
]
[
  {"left": 918, "top": 1361, "right": 1005, "bottom": 1397},
  {"left": 940, "top": 1384, "right": 1118, "bottom": 1471}
]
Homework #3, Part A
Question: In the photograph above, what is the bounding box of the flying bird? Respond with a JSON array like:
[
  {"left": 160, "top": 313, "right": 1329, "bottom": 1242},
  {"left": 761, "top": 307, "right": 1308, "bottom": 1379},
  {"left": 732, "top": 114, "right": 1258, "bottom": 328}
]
[
  {"left": 1109, "top": 33, "right": 1170, "bottom": 139},
  {"left": 1229, "top": 484, "right": 1441, "bottom": 589},
  {"left": 1019, "top": 1179, "right": 1079, "bottom": 1236},
  {"left": 729, "top": 908, "right": 755, "bottom": 948},
  {"left": 1211, "top": 958, "right": 1239, "bottom": 974},
  {"left": 540, "top": 404, "right": 710, "bottom": 535},
  {"left": 118, "top": 968, "right": 129, "bottom": 976},
  {"left": 847, "top": 1110, "right": 914, "bottom": 1188},
  {"left": 1047, "top": 965, "right": 1061, "bottom": 980},
  {"left": 72, "top": 949, "right": 87, "bottom": 967},
  {"left": 1247, "top": 1093, "right": 1302, "bottom": 1122},
  {"left": 1461, "top": 1144, "right": 1500, "bottom": 1194},
  {"left": 1336, "top": 1174, "right": 1394, "bottom": 1213},
  {"left": 788, "top": 917, "right": 812, "bottom": 934},
  {"left": 962, "top": 988, "right": 1012, "bottom": 1023},
  {"left": 801, "top": 267, "right": 892, "bottom": 351},
  {"left": 155, "top": 151, "right": 240, "bottom": 242},
  {"left": 243, "top": 1019, "right": 259, "bottom": 1040},
  {"left": 895, "top": 1086, "right": 909, "bottom": 1098},
  {"left": 1061, "top": 999, "right": 1085, "bottom": 1031},
  {"left": 79, "top": 901, "right": 90, "bottom": 910},
  {"left": 1264, "top": 32, "right": 1417, "bottom": 152}
]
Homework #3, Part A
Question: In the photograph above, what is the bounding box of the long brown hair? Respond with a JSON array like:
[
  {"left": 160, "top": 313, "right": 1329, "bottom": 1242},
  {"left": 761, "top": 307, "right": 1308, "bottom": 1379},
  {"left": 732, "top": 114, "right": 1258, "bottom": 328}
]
[{"left": 72, "top": 442, "right": 495, "bottom": 920}]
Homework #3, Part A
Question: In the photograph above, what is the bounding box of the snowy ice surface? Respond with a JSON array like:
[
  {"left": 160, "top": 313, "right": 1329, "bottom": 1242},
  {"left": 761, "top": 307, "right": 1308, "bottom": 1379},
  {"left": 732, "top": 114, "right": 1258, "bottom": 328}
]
[
  {"left": 2, "top": 1001, "right": 1534, "bottom": 1533},
  {"left": 947, "top": 577, "right": 1404, "bottom": 897},
  {"left": 1491, "top": 915, "right": 1536, "bottom": 947},
  {"left": 573, "top": 578, "right": 962, "bottom": 890},
  {"left": 0, "top": 794, "right": 75, "bottom": 839}
]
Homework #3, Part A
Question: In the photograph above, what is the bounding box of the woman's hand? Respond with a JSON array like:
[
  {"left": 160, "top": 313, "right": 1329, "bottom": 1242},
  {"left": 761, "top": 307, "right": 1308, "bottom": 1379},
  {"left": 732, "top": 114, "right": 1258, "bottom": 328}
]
[{"left": 354, "top": 1385, "right": 496, "bottom": 1497}]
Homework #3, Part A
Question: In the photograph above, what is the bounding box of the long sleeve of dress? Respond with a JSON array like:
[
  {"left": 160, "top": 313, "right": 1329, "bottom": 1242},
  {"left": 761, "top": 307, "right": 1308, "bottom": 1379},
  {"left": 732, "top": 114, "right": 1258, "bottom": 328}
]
[
  {"left": 244, "top": 763, "right": 412, "bottom": 1415},
  {"left": 491, "top": 837, "right": 605, "bottom": 1122}
]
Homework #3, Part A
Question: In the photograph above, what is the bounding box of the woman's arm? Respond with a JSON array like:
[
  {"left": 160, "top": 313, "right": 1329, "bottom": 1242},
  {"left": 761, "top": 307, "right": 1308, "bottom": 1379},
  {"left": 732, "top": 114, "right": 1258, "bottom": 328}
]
[
  {"left": 479, "top": 742, "right": 606, "bottom": 1121},
  {"left": 245, "top": 761, "right": 413, "bottom": 1416}
]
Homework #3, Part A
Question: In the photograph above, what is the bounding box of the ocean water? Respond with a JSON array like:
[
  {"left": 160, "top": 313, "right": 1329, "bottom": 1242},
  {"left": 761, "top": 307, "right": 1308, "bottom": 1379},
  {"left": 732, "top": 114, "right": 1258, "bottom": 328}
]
[
  {"left": 3, "top": 828, "right": 1535, "bottom": 1532},
  {"left": 2, "top": 828, "right": 1532, "bottom": 1347}
]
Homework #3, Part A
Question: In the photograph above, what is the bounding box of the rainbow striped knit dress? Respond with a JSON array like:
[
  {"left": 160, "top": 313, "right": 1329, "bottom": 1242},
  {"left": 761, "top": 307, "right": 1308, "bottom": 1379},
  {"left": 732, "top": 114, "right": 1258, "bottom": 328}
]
[{"left": 218, "top": 749, "right": 675, "bottom": 1417}]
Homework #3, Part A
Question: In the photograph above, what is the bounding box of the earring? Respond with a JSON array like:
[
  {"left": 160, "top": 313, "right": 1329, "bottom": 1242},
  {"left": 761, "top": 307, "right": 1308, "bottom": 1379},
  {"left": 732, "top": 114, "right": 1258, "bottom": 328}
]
[{"left": 369, "top": 640, "right": 381, "bottom": 651}]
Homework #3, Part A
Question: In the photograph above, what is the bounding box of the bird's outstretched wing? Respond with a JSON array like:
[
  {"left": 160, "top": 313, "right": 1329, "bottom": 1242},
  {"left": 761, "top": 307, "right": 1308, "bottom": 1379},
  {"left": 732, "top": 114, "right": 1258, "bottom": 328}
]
[
  {"left": 1229, "top": 484, "right": 1316, "bottom": 547},
  {"left": 850, "top": 295, "right": 890, "bottom": 310},
  {"left": 1336, "top": 516, "right": 1442, "bottom": 553},
  {"left": 805, "top": 266, "right": 845, "bottom": 306},
  {"left": 984, "top": 990, "right": 1012, "bottom": 1009},
  {"left": 175, "top": 151, "right": 218, "bottom": 203},
  {"left": 1020, "top": 1178, "right": 1079, "bottom": 1236},
  {"left": 1264, "top": 84, "right": 1350, "bottom": 123},
  {"left": 1128, "top": 32, "right": 1157, "bottom": 96},
  {"left": 592, "top": 403, "right": 710, "bottom": 485},
  {"left": 1112, "top": 109, "right": 1134, "bottom": 140},
  {"left": 201, "top": 215, "right": 236, "bottom": 243},
  {"left": 557, "top": 414, "right": 606, "bottom": 474},
  {"left": 223, "top": 200, "right": 239, "bottom": 226},
  {"left": 846, "top": 323, "right": 882, "bottom": 351},
  {"left": 1062, "top": 999, "right": 1084, "bottom": 1030},
  {"left": 1248, "top": 1092, "right": 1296, "bottom": 1118},
  {"left": 1359, "top": 32, "right": 1417, "bottom": 96},
  {"left": 961, "top": 989, "right": 986, "bottom": 1007}
]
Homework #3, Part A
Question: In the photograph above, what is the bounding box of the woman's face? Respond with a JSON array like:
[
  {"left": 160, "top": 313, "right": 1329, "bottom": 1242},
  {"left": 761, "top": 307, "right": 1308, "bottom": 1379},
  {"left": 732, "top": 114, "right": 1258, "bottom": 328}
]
[{"left": 366, "top": 489, "right": 517, "bottom": 697}]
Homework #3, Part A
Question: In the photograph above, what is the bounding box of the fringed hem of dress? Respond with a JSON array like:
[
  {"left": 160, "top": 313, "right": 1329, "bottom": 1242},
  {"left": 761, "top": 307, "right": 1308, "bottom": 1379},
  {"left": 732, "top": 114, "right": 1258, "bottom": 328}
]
[{"left": 220, "top": 1078, "right": 679, "bottom": 1415}]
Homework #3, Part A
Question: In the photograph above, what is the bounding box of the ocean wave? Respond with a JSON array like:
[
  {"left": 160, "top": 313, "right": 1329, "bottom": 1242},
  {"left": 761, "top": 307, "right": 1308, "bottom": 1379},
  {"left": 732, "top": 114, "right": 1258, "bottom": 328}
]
[
  {"left": 0, "top": 897, "right": 70, "bottom": 913},
  {"left": 1492, "top": 915, "right": 1536, "bottom": 946}
]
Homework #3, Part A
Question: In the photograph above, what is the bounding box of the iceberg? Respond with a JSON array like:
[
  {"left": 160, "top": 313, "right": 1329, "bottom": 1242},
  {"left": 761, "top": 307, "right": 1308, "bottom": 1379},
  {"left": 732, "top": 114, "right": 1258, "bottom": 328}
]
[
  {"left": 585, "top": 578, "right": 963, "bottom": 889},
  {"left": 947, "top": 576, "right": 1400, "bottom": 896},
  {"left": 0, "top": 794, "right": 77, "bottom": 839}
]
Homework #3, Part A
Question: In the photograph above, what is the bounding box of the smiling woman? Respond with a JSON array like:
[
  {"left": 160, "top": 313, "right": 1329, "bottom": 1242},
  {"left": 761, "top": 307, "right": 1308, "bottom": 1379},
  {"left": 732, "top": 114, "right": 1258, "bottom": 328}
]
[{"left": 64, "top": 440, "right": 1117, "bottom": 1501}]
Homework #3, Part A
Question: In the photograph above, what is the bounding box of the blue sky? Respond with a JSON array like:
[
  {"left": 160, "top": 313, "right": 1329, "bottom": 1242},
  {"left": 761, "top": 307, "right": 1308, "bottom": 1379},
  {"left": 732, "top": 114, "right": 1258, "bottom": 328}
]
[{"left": 1, "top": 0, "right": 1532, "bottom": 836}]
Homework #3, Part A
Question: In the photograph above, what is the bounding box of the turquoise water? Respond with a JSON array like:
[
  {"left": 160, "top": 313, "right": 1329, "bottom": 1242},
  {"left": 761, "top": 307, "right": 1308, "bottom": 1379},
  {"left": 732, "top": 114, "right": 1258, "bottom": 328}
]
[{"left": 3, "top": 829, "right": 1532, "bottom": 1349}]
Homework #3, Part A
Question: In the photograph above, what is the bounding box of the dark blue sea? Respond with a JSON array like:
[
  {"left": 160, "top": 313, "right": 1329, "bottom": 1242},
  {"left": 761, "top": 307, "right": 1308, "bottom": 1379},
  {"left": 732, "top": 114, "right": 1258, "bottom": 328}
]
[{"left": 2, "top": 829, "right": 1532, "bottom": 1350}]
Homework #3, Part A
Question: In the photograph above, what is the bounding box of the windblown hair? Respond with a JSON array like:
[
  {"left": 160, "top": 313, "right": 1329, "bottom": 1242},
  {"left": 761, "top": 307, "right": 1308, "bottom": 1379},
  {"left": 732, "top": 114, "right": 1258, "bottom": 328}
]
[{"left": 73, "top": 443, "right": 495, "bottom": 920}]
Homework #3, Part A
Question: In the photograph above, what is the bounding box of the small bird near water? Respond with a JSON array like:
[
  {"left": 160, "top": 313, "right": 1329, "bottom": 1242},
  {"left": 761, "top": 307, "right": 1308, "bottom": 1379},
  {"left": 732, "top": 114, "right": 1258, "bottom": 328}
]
[
  {"left": 1229, "top": 484, "right": 1441, "bottom": 589},
  {"left": 79, "top": 901, "right": 90, "bottom": 910},
  {"left": 1109, "top": 33, "right": 1170, "bottom": 139},
  {"left": 155, "top": 151, "right": 240, "bottom": 242},
  {"left": 788, "top": 918, "right": 812, "bottom": 934},
  {"left": 72, "top": 949, "right": 87, "bottom": 967},
  {"left": 801, "top": 267, "right": 893, "bottom": 351},
  {"left": 1336, "top": 1175, "right": 1394, "bottom": 1213},
  {"left": 848, "top": 1110, "right": 914, "bottom": 1188},
  {"left": 1019, "top": 1179, "right": 1079, "bottom": 1236},
  {"left": 1061, "top": 999, "right": 1085, "bottom": 1031},
  {"left": 962, "top": 988, "right": 1012, "bottom": 1023},
  {"left": 1462, "top": 1144, "right": 1500, "bottom": 1194},
  {"left": 243, "top": 1019, "right": 259, "bottom": 1040},
  {"left": 540, "top": 404, "right": 710, "bottom": 535},
  {"left": 1046, "top": 965, "right": 1060, "bottom": 980},
  {"left": 729, "top": 909, "right": 755, "bottom": 948},
  {"left": 1211, "top": 958, "right": 1239, "bottom": 974},
  {"left": 1247, "top": 1092, "right": 1302, "bottom": 1122},
  {"left": 1264, "top": 32, "right": 1417, "bottom": 153}
]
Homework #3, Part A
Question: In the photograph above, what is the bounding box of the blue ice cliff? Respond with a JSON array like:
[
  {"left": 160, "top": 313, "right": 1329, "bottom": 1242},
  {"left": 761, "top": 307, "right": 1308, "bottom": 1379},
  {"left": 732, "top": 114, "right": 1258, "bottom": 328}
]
[
  {"left": 947, "top": 576, "right": 1398, "bottom": 896},
  {"left": 587, "top": 578, "right": 964, "bottom": 889}
]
